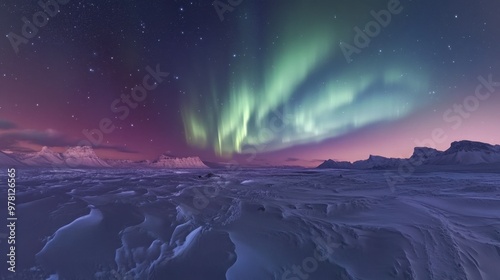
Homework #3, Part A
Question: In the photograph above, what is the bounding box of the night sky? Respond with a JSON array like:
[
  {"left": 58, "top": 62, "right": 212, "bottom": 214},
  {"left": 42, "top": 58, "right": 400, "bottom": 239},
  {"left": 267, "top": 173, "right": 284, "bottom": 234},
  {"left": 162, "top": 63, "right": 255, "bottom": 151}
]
[{"left": 1, "top": 0, "right": 500, "bottom": 166}]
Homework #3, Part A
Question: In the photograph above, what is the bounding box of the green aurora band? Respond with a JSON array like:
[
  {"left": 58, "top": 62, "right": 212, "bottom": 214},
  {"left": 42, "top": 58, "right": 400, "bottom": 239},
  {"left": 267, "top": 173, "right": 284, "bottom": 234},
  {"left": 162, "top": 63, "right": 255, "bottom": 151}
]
[{"left": 182, "top": 1, "right": 429, "bottom": 156}]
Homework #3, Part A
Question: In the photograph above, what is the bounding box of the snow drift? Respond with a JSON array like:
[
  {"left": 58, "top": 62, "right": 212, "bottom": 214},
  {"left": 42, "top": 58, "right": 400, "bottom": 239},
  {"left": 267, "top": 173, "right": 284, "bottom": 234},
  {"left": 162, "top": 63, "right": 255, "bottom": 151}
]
[{"left": 4, "top": 168, "right": 500, "bottom": 279}]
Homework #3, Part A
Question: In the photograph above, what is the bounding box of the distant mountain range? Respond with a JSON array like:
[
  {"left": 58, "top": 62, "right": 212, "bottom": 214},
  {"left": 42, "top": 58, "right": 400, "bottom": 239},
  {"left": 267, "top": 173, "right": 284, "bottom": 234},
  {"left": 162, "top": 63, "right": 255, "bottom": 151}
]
[
  {"left": 317, "top": 140, "right": 500, "bottom": 169},
  {"left": 3, "top": 140, "right": 499, "bottom": 170},
  {"left": 12, "top": 146, "right": 111, "bottom": 168},
  {"left": 0, "top": 146, "right": 208, "bottom": 169}
]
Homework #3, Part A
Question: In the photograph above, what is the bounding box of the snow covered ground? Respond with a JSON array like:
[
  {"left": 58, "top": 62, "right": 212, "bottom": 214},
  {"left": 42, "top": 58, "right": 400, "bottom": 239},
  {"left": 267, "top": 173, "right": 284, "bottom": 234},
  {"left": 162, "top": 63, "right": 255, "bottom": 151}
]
[{"left": 1, "top": 168, "right": 500, "bottom": 279}]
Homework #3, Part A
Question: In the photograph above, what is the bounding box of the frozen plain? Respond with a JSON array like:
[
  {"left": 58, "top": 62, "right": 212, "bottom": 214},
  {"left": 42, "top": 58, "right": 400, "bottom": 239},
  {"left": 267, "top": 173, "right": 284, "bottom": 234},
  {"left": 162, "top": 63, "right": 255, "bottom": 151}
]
[{"left": 2, "top": 168, "right": 500, "bottom": 280}]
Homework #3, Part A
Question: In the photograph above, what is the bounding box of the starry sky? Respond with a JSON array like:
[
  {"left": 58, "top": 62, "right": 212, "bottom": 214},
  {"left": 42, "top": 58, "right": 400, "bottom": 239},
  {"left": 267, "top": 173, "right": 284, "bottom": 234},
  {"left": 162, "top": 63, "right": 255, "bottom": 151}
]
[{"left": 1, "top": 0, "right": 500, "bottom": 166}]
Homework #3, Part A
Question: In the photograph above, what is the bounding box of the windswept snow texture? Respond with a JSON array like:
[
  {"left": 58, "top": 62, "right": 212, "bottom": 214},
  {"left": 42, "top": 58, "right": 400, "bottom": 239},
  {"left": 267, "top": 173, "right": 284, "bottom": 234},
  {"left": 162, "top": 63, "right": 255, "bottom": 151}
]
[{"left": 2, "top": 168, "right": 500, "bottom": 279}]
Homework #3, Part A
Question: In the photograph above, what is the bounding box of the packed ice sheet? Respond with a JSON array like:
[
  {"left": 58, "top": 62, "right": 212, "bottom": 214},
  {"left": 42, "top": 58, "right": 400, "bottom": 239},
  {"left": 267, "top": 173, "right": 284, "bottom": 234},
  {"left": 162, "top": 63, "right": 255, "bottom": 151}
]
[{"left": 2, "top": 168, "right": 500, "bottom": 279}]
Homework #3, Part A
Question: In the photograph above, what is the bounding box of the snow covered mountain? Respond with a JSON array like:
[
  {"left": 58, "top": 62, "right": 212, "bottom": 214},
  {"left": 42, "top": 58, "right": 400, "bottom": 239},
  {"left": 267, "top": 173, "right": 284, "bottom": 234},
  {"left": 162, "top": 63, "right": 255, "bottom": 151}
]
[
  {"left": 317, "top": 159, "right": 353, "bottom": 169},
  {"left": 409, "top": 147, "right": 443, "bottom": 164},
  {"left": 15, "top": 146, "right": 66, "bottom": 167},
  {"left": 0, "top": 151, "right": 25, "bottom": 167},
  {"left": 3, "top": 146, "right": 208, "bottom": 169},
  {"left": 148, "top": 154, "right": 208, "bottom": 169},
  {"left": 427, "top": 140, "right": 500, "bottom": 165},
  {"left": 318, "top": 140, "right": 500, "bottom": 169},
  {"left": 8, "top": 146, "right": 110, "bottom": 168},
  {"left": 352, "top": 155, "right": 403, "bottom": 169},
  {"left": 62, "top": 146, "right": 111, "bottom": 168},
  {"left": 318, "top": 155, "right": 402, "bottom": 169}
]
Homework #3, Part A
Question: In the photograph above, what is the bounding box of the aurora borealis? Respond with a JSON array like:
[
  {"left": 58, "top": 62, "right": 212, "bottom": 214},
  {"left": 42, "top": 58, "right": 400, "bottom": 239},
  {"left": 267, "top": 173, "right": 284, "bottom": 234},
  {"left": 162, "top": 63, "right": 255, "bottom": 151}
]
[
  {"left": 1, "top": 0, "right": 500, "bottom": 166},
  {"left": 181, "top": 1, "right": 429, "bottom": 156}
]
